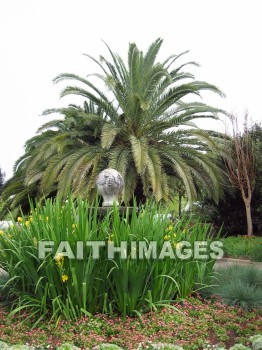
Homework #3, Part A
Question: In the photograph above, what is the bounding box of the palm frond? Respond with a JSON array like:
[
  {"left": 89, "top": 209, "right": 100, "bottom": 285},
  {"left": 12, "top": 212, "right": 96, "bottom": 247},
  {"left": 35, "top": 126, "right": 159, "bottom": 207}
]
[
  {"left": 129, "top": 136, "right": 148, "bottom": 175},
  {"left": 101, "top": 123, "right": 121, "bottom": 149}
]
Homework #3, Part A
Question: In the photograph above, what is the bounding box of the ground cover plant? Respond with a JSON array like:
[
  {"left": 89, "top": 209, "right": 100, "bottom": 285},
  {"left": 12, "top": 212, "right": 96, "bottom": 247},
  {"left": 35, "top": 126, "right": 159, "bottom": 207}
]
[
  {"left": 220, "top": 236, "right": 262, "bottom": 261},
  {"left": 0, "top": 296, "right": 261, "bottom": 349},
  {"left": 201, "top": 265, "right": 262, "bottom": 310},
  {"left": 0, "top": 197, "right": 218, "bottom": 322}
]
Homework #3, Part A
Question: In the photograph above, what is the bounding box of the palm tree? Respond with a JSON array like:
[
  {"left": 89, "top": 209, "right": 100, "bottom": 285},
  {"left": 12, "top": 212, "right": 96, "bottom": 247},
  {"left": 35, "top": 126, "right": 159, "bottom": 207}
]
[
  {"left": 51, "top": 38, "right": 226, "bottom": 203},
  {"left": 2, "top": 39, "right": 227, "bottom": 213}
]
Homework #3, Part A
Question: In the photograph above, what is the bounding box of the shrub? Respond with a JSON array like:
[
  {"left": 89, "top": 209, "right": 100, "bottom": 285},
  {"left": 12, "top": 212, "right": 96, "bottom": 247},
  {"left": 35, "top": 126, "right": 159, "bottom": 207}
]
[
  {"left": 250, "top": 334, "right": 262, "bottom": 350},
  {"left": 0, "top": 341, "right": 8, "bottom": 349},
  {"left": 229, "top": 345, "right": 250, "bottom": 350},
  {"left": 216, "top": 280, "right": 262, "bottom": 309},
  {"left": 93, "top": 344, "right": 124, "bottom": 350},
  {"left": 0, "top": 345, "right": 34, "bottom": 350},
  {"left": 249, "top": 245, "right": 262, "bottom": 262},
  {"left": 206, "top": 265, "right": 262, "bottom": 309},
  {"left": 8, "top": 347, "right": 34, "bottom": 350},
  {"left": 137, "top": 343, "right": 183, "bottom": 350},
  {"left": 0, "top": 197, "right": 218, "bottom": 321},
  {"left": 220, "top": 236, "right": 262, "bottom": 259},
  {"left": 57, "top": 344, "right": 82, "bottom": 350},
  {"left": 216, "top": 265, "right": 262, "bottom": 288}
]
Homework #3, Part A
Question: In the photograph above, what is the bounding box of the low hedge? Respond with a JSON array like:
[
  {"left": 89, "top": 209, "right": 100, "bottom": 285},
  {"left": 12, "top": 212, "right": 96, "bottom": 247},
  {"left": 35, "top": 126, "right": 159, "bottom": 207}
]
[{"left": 220, "top": 236, "right": 262, "bottom": 262}]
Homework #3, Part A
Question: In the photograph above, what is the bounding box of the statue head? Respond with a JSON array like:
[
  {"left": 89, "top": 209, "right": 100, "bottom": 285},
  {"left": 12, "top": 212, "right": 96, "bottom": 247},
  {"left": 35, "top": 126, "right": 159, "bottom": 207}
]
[{"left": 96, "top": 168, "right": 124, "bottom": 206}]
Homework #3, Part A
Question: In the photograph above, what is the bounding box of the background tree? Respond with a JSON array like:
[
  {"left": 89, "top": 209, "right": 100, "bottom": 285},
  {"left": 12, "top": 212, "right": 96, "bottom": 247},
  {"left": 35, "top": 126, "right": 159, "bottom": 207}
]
[
  {"left": 191, "top": 121, "right": 262, "bottom": 236},
  {"left": 225, "top": 115, "right": 255, "bottom": 236},
  {"left": 250, "top": 122, "right": 262, "bottom": 233}
]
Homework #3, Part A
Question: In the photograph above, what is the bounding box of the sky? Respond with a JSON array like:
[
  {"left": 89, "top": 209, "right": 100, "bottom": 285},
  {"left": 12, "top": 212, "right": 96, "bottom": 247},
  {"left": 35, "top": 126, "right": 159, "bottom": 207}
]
[{"left": 0, "top": 0, "right": 261, "bottom": 179}]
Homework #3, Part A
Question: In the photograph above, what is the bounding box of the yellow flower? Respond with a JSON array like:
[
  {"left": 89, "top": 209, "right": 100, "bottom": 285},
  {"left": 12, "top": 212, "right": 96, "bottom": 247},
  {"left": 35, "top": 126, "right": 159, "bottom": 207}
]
[
  {"left": 46, "top": 216, "right": 49, "bottom": 222},
  {"left": 55, "top": 252, "right": 64, "bottom": 261},
  {"left": 167, "top": 225, "right": 173, "bottom": 231},
  {"left": 54, "top": 253, "right": 64, "bottom": 267},
  {"left": 17, "top": 217, "right": 23, "bottom": 223},
  {"left": 61, "top": 274, "right": 68, "bottom": 283},
  {"left": 0, "top": 230, "right": 4, "bottom": 235},
  {"left": 108, "top": 233, "right": 114, "bottom": 242},
  {"left": 173, "top": 233, "right": 177, "bottom": 238},
  {"left": 7, "top": 233, "right": 12, "bottom": 238},
  {"left": 72, "top": 223, "right": 77, "bottom": 229},
  {"left": 164, "top": 234, "right": 171, "bottom": 241},
  {"left": 29, "top": 216, "right": 33, "bottom": 222},
  {"left": 25, "top": 220, "right": 30, "bottom": 227},
  {"left": 174, "top": 242, "right": 182, "bottom": 249}
]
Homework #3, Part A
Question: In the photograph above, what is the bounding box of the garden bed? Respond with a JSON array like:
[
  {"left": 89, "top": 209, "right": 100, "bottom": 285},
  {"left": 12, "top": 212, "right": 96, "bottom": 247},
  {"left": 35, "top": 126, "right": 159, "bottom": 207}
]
[{"left": 0, "top": 297, "right": 261, "bottom": 349}]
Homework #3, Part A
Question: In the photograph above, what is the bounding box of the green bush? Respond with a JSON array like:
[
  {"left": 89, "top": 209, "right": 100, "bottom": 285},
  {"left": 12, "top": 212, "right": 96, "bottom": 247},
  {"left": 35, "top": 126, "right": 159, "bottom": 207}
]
[
  {"left": 137, "top": 343, "right": 183, "bottom": 350},
  {"left": 220, "top": 236, "right": 262, "bottom": 259},
  {"left": 0, "top": 197, "right": 218, "bottom": 321},
  {"left": 0, "top": 341, "right": 9, "bottom": 349},
  {"left": 56, "top": 343, "right": 82, "bottom": 350},
  {"left": 250, "top": 334, "right": 262, "bottom": 350},
  {"left": 0, "top": 344, "right": 34, "bottom": 350},
  {"left": 229, "top": 345, "right": 250, "bottom": 350},
  {"left": 249, "top": 245, "right": 262, "bottom": 262},
  {"left": 216, "top": 265, "right": 262, "bottom": 287},
  {"left": 206, "top": 265, "right": 262, "bottom": 309},
  {"left": 93, "top": 344, "right": 124, "bottom": 350}
]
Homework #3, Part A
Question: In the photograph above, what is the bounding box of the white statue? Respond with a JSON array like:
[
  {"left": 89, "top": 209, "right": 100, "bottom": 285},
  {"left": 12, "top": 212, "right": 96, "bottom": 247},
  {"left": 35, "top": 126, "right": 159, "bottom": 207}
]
[
  {"left": 96, "top": 168, "right": 124, "bottom": 206},
  {"left": 0, "top": 221, "right": 13, "bottom": 229}
]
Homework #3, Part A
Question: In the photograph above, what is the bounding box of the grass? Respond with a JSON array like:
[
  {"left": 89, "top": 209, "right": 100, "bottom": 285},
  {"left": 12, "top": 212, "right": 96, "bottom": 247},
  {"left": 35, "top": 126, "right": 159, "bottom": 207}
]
[
  {"left": 0, "top": 296, "right": 261, "bottom": 349},
  {"left": 201, "top": 265, "right": 262, "bottom": 310}
]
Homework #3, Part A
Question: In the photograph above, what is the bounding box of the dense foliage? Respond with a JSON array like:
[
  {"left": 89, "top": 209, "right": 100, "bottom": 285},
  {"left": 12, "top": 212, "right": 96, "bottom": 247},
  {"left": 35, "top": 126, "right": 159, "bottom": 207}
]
[
  {"left": 189, "top": 123, "right": 262, "bottom": 236},
  {"left": 0, "top": 197, "right": 217, "bottom": 321},
  {"left": 250, "top": 123, "right": 262, "bottom": 232},
  {"left": 220, "top": 235, "right": 262, "bottom": 261},
  {"left": 1, "top": 39, "right": 227, "bottom": 216},
  {"left": 202, "top": 265, "right": 262, "bottom": 309}
]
